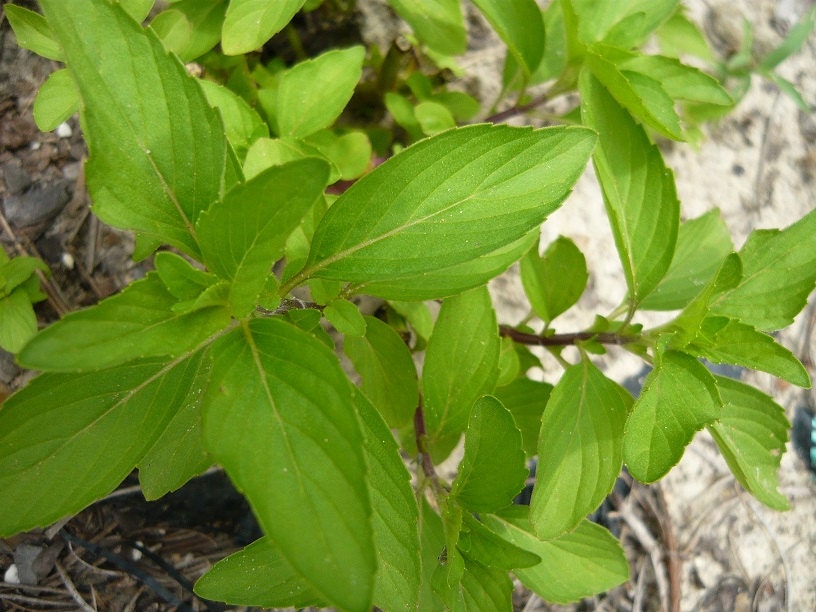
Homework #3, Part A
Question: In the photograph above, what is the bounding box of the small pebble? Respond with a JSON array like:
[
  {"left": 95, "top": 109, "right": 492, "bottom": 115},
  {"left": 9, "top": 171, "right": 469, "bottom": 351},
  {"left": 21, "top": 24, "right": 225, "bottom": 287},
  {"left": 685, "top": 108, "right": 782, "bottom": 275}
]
[
  {"left": 55, "top": 122, "right": 72, "bottom": 139},
  {"left": 3, "top": 563, "right": 20, "bottom": 585}
]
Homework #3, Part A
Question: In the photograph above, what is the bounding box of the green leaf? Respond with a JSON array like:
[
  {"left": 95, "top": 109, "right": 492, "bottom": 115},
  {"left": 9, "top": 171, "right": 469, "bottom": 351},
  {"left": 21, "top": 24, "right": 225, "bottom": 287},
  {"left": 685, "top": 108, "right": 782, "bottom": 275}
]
[
  {"left": 530, "top": 359, "right": 632, "bottom": 539},
  {"left": 471, "top": 0, "right": 545, "bottom": 77},
  {"left": 154, "top": 251, "right": 218, "bottom": 301},
  {"left": 457, "top": 558, "right": 513, "bottom": 611},
  {"left": 352, "top": 390, "right": 422, "bottom": 611},
  {"left": 324, "top": 298, "right": 366, "bottom": 337},
  {"left": 493, "top": 378, "right": 552, "bottom": 457},
  {"left": 710, "top": 208, "right": 816, "bottom": 331},
  {"left": 150, "top": 0, "right": 225, "bottom": 61},
  {"left": 300, "top": 124, "right": 596, "bottom": 288},
  {"left": 243, "top": 137, "right": 325, "bottom": 180},
  {"left": 0, "top": 256, "right": 49, "bottom": 296},
  {"left": 640, "top": 210, "right": 734, "bottom": 311},
  {"left": 197, "top": 159, "right": 330, "bottom": 317},
  {"left": 40, "top": 0, "right": 228, "bottom": 258},
  {"left": 0, "top": 289, "right": 38, "bottom": 354},
  {"left": 580, "top": 70, "right": 679, "bottom": 306},
  {"left": 4, "top": 4, "right": 63, "bottom": 61},
  {"left": 423, "top": 286, "right": 500, "bottom": 460},
  {"left": 358, "top": 232, "right": 538, "bottom": 301},
  {"left": 344, "top": 315, "right": 418, "bottom": 428},
  {"left": 202, "top": 319, "right": 375, "bottom": 611},
  {"left": 569, "top": 0, "right": 676, "bottom": 48},
  {"left": 18, "top": 273, "right": 230, "bottom": 372},
  {"left": 272, "top": 46, "right": 365, "bottom": 138},
  {"left": 758, "top": 6, "right": 815, "bottom": 72},
  {"left": 197, "top": 78, "right": 269, "bottom": 162},
  {"left": 521, "top": 235, "right": 587, "bottom": 323},
  {"left": 624, "top": 349, "right": 721, "bottom": 483},
  {"left": 221, "top": 0, "right": 305, "bottom": 55},
  {"left": 689, "top": 317, "right": 810, "bottom": 387},
  {"left": 458, "top": 514, "right": 540, "bottom": 571},
  {"left": 138, "top": 354, "right": 213, "bottom": 499},
  {"left": 418, "top": 500, "right": 447, "bottom": 611},
  {"left": 485, "top": 509, "right": 629, "bottom": 605},
  {"left": 303, "top": 130, "right": 373, "bottom": 180},
  {"left": 655, "top": 6, "right": 715, "bottom": 61},
  {"left": 33, "top": 68, "right": 79, "bottom": 132},
  {"left": 0, "top": 353, "right": 206, "bottom": 536},
  {"left": 415, "top": 101, "right": 456, "bottom": 136},
  {"left": 387, "top": 0, "right": 466, "bottom": 56},
  {"left": 118, "top": 0, "right": 155, "bottom": 22},
  {"left": 451, "top": 396, "right": 528, "bottom": 512},
  {"left": 195, "top": 537, "right": 326, "bottom": 608},
  {"left": 707, "top": 377, "right": 790, "bottom": 510},
  {"left": 496, "top": 335, "right": 520, "bottom": 387}
]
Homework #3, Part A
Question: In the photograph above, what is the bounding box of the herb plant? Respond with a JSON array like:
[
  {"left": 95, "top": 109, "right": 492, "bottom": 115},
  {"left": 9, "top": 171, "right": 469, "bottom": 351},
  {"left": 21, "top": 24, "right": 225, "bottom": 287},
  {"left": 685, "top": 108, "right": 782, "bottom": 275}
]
[{"left": 2, "top": 0, "right": 815, "bottom": 609}]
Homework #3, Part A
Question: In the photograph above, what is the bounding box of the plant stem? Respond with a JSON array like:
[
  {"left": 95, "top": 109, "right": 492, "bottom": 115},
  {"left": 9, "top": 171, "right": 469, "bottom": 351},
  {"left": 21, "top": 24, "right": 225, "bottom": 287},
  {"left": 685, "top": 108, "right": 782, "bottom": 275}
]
[
  {"left": 413, "top": 401, "right": 437, "bottom": 480},
  {"left": 498, "top": 325, "right": 634, "bottom": 347}
]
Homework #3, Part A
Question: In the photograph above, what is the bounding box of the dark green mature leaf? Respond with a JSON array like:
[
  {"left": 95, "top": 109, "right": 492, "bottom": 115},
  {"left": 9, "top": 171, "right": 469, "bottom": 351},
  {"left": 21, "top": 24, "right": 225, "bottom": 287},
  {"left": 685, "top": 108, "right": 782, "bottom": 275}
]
[
  {"left": 387, "top": 0, "right": 466, "bottom": 56},
  {"left": 344, "top": 315, "right": 418, "bottom": 428},
  {"left": 486, "top": 508, "right": 629, "bottom": 604},
  {"left": 0, "top": 353, "right": 206, "bottom": 536},
  {"left": 18, "top": 273, "right": 229, "bottom": 372},
  {"left": 272, "top": 46, "right": 365, "bottom": 138},
  {"left": 624, "top": 349, "right": 721, "bottom": 483},
  {"left": 494, "top": 378, "right": 552, "bottom": 457},
  {"left": 197, "top": 159, "right": 329, "bottom": 317},
  {"left": 471, "top": 0, "right": 545, "bottom": 77},
  {"left": 423, "top": 286, "right": 500, "bottom": 460},
  {"left": 452, "top": 397, "right": 528, "bottom": 512},
  {"left": 202, "top": 319, "right": 375, "bottom": 611},
  {"left": 569, "top": 0, "right": 677, "bottom": 48},
  {"left": 580, "top": 71, "right": 679, "bottom": 306},
  {"left": 5, "top": 4, "right": 63, "bottom": 61},
  {"left": 299, "top": 124, "right": 596, "bottom": 290},
  {"left": 138, "top": 354, "right": 213, "bottom": 499},
  {"left": 221, "top": 0, "right": 305, "bottom": 55},
  {"left": 40, "top": 0, "right": 228, "bottom": 258},
  {"left": 521, "top": 235, "right": 588, "bottom": 323},
  {"left": 711, "top": 207, "right": 816, "bottom": 331},
  {"left": 708, "top": 377, "right": 790, "bottom": 510},
  {"left": 530, "top": 359, "right": 632, "bottom": 539},
  {"left": 353, "top": 390, "right": 422, "bottom": 611},
  {"left": 690, "top": 317, "right": 810, "bottom": 387},
  {"left": 33, "top": 68, "right": 79, "bottom": 132},
  {"left": 640, "top": 210, "right": 734, "bottom": 311},
  {"left": 194, "top": 537, "right": 326, "bottom": 608},
  {"left": 359, "top": 232, "right": 538, "bottom": 301}
]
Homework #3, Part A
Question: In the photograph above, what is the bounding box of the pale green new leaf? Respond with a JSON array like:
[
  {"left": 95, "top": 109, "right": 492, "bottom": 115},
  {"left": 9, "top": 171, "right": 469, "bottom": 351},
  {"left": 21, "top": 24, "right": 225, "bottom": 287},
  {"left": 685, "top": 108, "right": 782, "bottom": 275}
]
[
  {"left": 530, "top": 359, "right": 632, "bottom": 539},
  {"left": 624, "top": 350, "right": 721, "bottom": 483},
  {"left": 493, "top": 378, "right": 553, "bottom": 457},
  {"left": 485, "top": 509, "right": 629, "bottom": 605},
  {"left": 154, "top": 251, "right": 218, "bottom": 302},
  {"left": 324, "top": 298, "right": 366, "bottom": 337},
  {"left": 221, "top": 0, "right": 305, "bottom": 55},
  {"left": 452, "top": 396, "right": 528, "bottom": 512},
  {"left": 17, "top": 273, "right": 230, "bottom": 372},
  {"left": 301, "top": 124, "right": 596, "bottom": 287},
  {"left": 33, "top": 68, "right": 79, "bottom": 132},
  {"left": 202, "top": 319, "right": 375, "bottom": 611},
  {"left": 387, "top": 0, "right": 466, "bottom": 56},
  {"left": 415, "top": 101, "right": 456, "bottom": 136},
  {"left": 423, "top": 286, "right": 500, "bottom": 460},
  {"left": 194, "top": 537, "right": 326, "bottom": 608},
  {"left": 521, "top": 235, "right": 587, "bottom": 323},
  {"left": 273, "top": 46, "right": 365, "bottom": 138},
  {"left": 5, "top": 4, "right": 63, "bottom": 61},
  {"left": 640, "top": 210, "right": 733, "bottom": 311},
  {"left": 569, "top": 0, "right": 677, "bottom": 48},
  {"left": 150, "top": 0, "right": 225, "bottom": 61},
  {"left": 118, "top": 0, "right": 155, "bottom": 22},
  {"left": 711, "top": 207, "right": 816, "bottom": 331},
  {"left": 344, "top": 316, "right": 418, "bottom": 428},
  {"left": 707, "top": 376, "right": 790, "bottom": 510},
  {"left": 303, "top": 130, "right": 373, "bottom": 181},
  {"left": 0, "top": 289, "right": 38, "bottom": 354},
  {"left": 655, "top": 7, "right": 715, "bottom": 61},
  {"left": 0, "top": 353, "right": 206, "bottom": 536},
  {"left": 40, "top": 0, "right": 228, "bottom": 258},
  {"left": 197, "top": 159, "right": 330, "bottom": 317},
  {"left": 580, "top": 71, "right": 679, "bottom": 306},
  {"left": 471, "top": 0, "right": 545, "bottom": 77},
  {"left": 352, "top": 390, "right": 422, "bottom": 611},
  {"left": 689, "top": 317, "right": 810, "bottom": 387},
  {"left": 617, "top": 53, "right": 732, "bottom": 106},
  {"left": 197, "top": 78, "right": 269, "bottom": 161}
]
